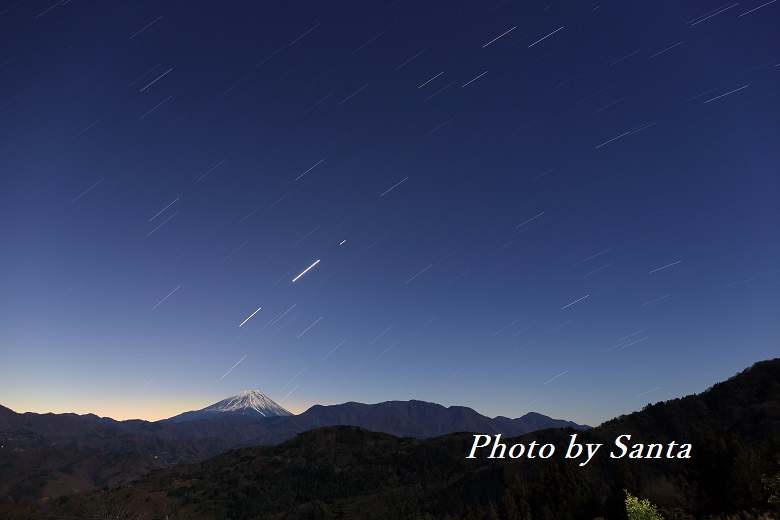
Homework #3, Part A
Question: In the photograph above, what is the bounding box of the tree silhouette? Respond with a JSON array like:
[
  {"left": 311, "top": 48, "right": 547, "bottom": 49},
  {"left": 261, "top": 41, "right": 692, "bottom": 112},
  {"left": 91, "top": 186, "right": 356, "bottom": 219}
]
[{"left": 625, "top": 490, "right": 664, "bottom": 520}]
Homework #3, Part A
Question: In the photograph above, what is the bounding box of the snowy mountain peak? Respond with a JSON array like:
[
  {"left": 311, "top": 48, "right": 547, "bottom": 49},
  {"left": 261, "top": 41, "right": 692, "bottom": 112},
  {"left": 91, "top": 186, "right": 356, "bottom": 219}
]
[
  {"left": 166, "top": 390, "right": 292, "bottom": 422},
  {"left": 204, "top": 390, "right": 291, "bottom": 416}
]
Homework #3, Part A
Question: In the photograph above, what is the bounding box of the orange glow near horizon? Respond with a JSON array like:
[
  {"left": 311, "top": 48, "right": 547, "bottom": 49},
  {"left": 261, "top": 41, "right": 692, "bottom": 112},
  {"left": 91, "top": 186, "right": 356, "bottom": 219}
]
[{"left": 7, "top": 397, "right": 310, "bottom": 422}]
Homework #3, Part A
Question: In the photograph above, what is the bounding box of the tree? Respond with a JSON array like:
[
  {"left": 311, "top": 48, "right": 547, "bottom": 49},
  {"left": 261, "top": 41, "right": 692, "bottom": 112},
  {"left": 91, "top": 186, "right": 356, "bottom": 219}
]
[
  {"left": 498, "top": 490, "right": 520, "bottom": 520},
  {"left": 484, "top": 502, "right": 500, "bottom": 520},
  {"left": 332, "top": 500, "right": 348, "bottom": 519},
  {"left": 763, "top": 471, "right": 780, "bottom": 511},
  {"left": 625, "top": 490, "right": 664, "bottom": 520}
]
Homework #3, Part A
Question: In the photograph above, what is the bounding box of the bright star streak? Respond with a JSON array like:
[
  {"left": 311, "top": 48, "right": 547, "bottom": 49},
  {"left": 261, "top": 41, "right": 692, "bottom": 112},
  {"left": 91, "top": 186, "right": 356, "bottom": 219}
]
[
  {"left": 239, "top": 307, "right": 262, "bottom": 327},
  {"left": 282, "top": 368, "right": 306, "bottom": 390},
  {"left": 703, "top": 85, "right": 749, "bottom": 103},
  {"left": 220, "top": 354, "right": 247, "bottom": 380},
  {"left": 406, "top": 264, "right": 433, "bottom": 284},
  {"left": 71, "top": 178, "right": 105, "bottom": 203},
  {"left": 379, "top": 177, "right": 408, "bottom": 198},
  {"left": 295, "top": 159, "right": 324, "bottom": 181},
  {"left": 321, "top": 340, "right": 346, "bottom": 361},
  {"left": 561, "top": 295, "right": 589, "bottom": 309},
  {"left": 635, "top": 386, "right": 661, "bottom": 398},
  {"left": 440, "top": 369, "right": 463, "bottom": 386},
  {"left": 516, "top": 212, "right": 545, "bottom": 228},
  {"left": 147, "top": 212, "right": 178, "bottom": 236},
  {"left": 528, "top": 26, "right": 564, "bottom": 48},
  {"left": 132, "top": 379, "right": 154, "bottom": 398},
  {"left": 649, "top": 261, "right": 681, "bottom": 273},
  {"left": 292, "top": 259, "right": 320, "bottom": 282},
  {"left": 544, "top": 370, "right": 569, "bottom": 384},
  {"left": 279, "top": 385, "right": 299, "bottom": 403},
  {"left": 149, "top": 197, "right": 179, "bottom": 222},
  {"left": 151, "top": 284, "right": 181, "bottom": 310},
  {"left": 297, "top": 316, "right": 323, "bottom": 338},
  {"left": 482, "top": 26, "right": 516, "bottom": 48}
]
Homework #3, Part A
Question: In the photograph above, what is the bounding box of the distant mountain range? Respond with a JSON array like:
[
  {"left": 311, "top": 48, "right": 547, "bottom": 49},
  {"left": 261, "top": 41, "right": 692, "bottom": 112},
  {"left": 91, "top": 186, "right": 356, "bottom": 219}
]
[
  {"left": 163, "top": 389, "right": 588, "bottom": 437},
  {"left": 153, "top": 391, "right": 590, "bottom": 443},
  {"left": 277, "top": 399, "right": 589, "bottom": 439},
  {"left": 0, "top": 393, "right": 589, "bottom": 450}
]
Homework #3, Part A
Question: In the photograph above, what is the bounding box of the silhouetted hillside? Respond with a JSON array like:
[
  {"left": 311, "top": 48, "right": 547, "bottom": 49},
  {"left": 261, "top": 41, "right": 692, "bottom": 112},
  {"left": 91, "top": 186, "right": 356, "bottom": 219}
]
[
  {"left": 600, "top": 360, "right": 780, "bottom": 445},
  {"left": 0, "top": 406, "right": 232, "bottom": 504}
]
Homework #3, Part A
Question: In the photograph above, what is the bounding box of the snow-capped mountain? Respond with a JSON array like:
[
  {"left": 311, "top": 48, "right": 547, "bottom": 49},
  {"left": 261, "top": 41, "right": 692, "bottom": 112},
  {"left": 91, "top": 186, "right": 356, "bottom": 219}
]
[{"left": 166, "top": 390, "right": 292, "bottom": 422}]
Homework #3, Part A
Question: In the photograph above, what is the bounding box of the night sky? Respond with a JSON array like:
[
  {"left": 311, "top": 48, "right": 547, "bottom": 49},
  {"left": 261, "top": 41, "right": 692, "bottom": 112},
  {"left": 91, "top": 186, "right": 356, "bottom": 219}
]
[{"left": 1, "top": 0, "right": 778, "bottom": 426}]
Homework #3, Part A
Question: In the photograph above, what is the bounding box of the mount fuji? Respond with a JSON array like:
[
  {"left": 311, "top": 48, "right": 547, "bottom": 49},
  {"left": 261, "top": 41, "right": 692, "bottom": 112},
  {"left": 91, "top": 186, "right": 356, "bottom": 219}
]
[{"left": 166, "top": 390, "right": 292, "bottom": 422}]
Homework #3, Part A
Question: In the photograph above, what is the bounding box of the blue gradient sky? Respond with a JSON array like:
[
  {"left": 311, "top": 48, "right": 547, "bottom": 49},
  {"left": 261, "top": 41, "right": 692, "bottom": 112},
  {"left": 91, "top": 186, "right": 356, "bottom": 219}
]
[{"left": 1, "top": 1, "right": 778, "bottom": 425}]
